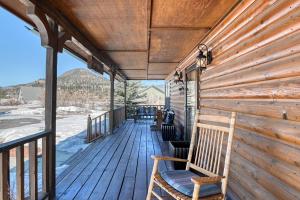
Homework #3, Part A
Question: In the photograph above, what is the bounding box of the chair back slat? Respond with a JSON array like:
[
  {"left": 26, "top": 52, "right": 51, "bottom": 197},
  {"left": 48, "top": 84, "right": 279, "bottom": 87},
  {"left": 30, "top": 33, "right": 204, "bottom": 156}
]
[
  {"left": 197, "top": 123, "right": 229, "bottom": 132},
  {"left": 199, "top": 115, "right": 231, "bottom": 124},
  {"left": 216, "top": 130, "right": 224, "bottom": 175},
  {"left": 209, "top": 130, "right": 219, "bottom": 171},
  {"left": 186, "top": 110, "right": 236, "bottom": 195},
  {"left": 199, "top": 128, "right": 206, "bottom": 166}
]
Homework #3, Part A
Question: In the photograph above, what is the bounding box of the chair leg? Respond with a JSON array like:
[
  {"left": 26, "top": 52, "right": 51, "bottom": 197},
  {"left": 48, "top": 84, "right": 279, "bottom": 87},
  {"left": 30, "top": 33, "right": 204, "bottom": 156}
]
[
  {"left": 146, "top": 159, "right": 159, "bottom": 200},
  {"left": 192, "top": 184, "right": 201, "bottom": 200}
]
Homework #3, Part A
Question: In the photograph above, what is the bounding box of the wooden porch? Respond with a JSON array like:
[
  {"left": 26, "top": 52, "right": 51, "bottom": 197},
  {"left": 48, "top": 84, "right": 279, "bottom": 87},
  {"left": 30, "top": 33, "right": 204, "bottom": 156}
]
[
  {"left": 55, "top": 120, "right": 171, "bottom": 200},
  {"left": 1, "top": 0, "right": 300, "bottom": 199}
]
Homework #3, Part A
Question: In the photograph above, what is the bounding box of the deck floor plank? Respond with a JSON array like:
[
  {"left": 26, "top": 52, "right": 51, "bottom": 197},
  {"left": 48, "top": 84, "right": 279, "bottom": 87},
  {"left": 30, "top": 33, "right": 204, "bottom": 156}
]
[
  {"left": 72, "top": 122, "right": 134, "bottom": 200},
  {"left": 58, "top": 122, "right": 133, "bottom": 199},
  {"left": 56, "top": 120, "right": 169, "bottom": 200},
  {"left": 89, "top": 123, "right": 137, "bottom": 199},
  {"left": 146, "top": 121, "right": 155, "bottom": 186},
  {"left": 103, "top": 123, "right": 140, "bottom": 199},
  {"left": 118, "top": 124, "right": 142, "bottom": 199},
  {"left": 133, "top": 122, "right": 148, "bottom": 200},
  {"left": 56, "top": 122, "right": 130, "bottom": 198}
]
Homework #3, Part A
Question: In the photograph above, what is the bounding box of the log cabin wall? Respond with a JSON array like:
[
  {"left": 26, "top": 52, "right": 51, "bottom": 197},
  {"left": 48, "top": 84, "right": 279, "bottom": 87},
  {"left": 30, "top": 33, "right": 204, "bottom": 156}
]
[
  {"left": 167, "top": 0, "right": 300, "bottom": 199},
  {"left": 169, "top": 73, "right": 186, "bottom": 139}
]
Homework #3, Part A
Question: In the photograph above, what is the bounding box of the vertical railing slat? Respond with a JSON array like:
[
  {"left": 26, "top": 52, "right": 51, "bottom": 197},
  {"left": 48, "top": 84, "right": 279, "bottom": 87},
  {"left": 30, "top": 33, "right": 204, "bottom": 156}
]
[
  {"left": 16, "top": 145, "right": 24, "bottom": 200},
  {"left": 42, "top": 136, "right": 50, "bottom": 195},
  {"left": 29, "top": 141, "right": 38, "bottom": 200},
  {"left": 99, "top": 115, "right": 102, "bottom": 135},
  {"left": 0, "top": 151, "right": 10, "bottom": 200},
  {"left": 104, "top": 113, "right": 107, "bottom": 135}
]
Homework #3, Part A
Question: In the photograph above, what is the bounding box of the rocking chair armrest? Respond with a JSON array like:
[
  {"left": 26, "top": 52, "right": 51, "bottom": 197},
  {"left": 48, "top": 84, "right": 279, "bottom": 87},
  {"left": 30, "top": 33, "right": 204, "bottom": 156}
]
[
  {"left": 191, "top": 176, "right": 224, "bottom": 185},
  {"left": 151, "top": 155, "right": 188, "bottom": 162}
]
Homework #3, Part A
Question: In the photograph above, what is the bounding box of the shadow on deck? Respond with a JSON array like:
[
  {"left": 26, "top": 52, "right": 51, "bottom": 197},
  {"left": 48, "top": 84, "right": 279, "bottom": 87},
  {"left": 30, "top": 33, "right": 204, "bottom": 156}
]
[{"left": 56, "top": 120, "right": 172, "bottom": 200}]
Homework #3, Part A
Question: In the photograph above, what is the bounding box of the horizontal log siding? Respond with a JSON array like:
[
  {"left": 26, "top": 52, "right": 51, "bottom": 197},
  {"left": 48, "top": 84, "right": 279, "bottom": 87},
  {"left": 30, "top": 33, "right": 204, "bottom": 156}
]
[
  {"left": 169, "top": 77, "right": 185, "bottom": 137},
  {"left": 167, "top": 0, "right": 300, "bottom": 199}
]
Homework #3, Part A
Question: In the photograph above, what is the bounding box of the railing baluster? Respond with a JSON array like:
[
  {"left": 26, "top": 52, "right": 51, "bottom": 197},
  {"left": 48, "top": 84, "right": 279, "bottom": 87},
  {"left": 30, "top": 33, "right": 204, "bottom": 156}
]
[
  {"left": 87, "top": 115, "right": 92, "bottom": 142},
  {"left": 95, "top": 117, "right": 97, "bottom": 136},
  {"left": 42, "top": 136, "right": 49, "bottom": 195},
  {"left": 0, "top": 151, "right": 10, "bottom": 200},
  {"left": 99, "top": 115, "right": 102, "bottom": 135},
  {"left": 104, "top": 113, "right": 107, "bottom": 135},
  {"left": 16, "top": 145, "right": 24, "bottom": 200},
  {"left": 29, "top": 141, "right": 38, "bottom": 200}
]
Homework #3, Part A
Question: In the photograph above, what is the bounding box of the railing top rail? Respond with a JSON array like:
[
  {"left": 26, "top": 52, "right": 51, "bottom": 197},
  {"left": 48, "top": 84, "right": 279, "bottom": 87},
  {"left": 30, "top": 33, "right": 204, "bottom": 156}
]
[
  {"left": 0, "top": 131, "right": 51, "bottom": 152},
  {"left": 129, "top": 104, "right": 165, "bottom": 107},
  {"left": 90, "top": 111, "right": 109, "bottom": 120},
  {"left": 90, "top": 106, "right": 126, "bottom": 120},
  {"left": 113, "top": 106, "right": 126, "bottom": 111}
]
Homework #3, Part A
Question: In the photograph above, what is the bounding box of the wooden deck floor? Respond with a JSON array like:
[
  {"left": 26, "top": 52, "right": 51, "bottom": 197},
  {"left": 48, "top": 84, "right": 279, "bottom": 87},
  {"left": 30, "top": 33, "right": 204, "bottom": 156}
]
[{"left": 56, "top": 120, "right": 172, "bottom": 200}]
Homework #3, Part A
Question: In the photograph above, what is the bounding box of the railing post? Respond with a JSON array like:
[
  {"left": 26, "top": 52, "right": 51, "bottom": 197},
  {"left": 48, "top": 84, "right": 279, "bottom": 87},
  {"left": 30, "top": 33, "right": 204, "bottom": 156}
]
[{"left": 43, "top": 19, "right": 58, "bottom": 199}]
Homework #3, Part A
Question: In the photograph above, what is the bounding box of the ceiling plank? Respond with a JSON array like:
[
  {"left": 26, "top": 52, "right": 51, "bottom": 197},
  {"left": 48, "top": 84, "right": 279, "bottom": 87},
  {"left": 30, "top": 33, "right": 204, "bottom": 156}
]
[
  {"left": 148, "top": 74, "right": 168, "bottom": 80},
  {"left": 148, "top": 63, "right": 178, "bottom": 75},
  {"left": 152, "top": 0, "right": 240, "bottom": 28},
  {"left": 149, "top": 28, "right": 208, "bottom": 63},
  {"left": 107, "top": 52, "right": 148, "bottom": 70},
  {"left": 50, "top": 0, "right": 148, "bottom": 51},
  {"left": 122, "top": 69, "right": 147, "bottom": 79}
]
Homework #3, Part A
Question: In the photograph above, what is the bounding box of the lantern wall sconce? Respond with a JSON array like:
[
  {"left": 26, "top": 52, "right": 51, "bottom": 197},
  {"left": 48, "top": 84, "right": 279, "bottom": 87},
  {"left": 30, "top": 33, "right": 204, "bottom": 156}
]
[
  {"left": 174, "top": 71, "right": 184, "bottom": 84},
  {"left": 174, "top": 70, "right": 184, "bottom": 93},
  {"left": 195, "top": 44, "right": 213, "bottom": 73}
]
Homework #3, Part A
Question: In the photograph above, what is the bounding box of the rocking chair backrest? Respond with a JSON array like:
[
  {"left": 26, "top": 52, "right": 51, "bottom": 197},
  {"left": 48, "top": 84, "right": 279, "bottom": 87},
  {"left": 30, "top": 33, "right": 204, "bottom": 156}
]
[{"left": 186, "top": 110, "right": 236, "bottom": 195}]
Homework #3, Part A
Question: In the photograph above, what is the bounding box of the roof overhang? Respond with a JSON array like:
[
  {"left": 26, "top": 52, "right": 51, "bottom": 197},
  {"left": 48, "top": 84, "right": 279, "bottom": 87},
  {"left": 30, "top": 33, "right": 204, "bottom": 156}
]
[{"left": 0, "top": 0, "right": 241, "bottom": 80}]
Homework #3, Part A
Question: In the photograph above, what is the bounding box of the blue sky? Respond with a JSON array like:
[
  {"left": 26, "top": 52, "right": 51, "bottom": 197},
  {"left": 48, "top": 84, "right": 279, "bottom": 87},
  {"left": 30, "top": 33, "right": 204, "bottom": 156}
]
[{"left": 0, "top": 8, "right": 164, "bottom": 87}]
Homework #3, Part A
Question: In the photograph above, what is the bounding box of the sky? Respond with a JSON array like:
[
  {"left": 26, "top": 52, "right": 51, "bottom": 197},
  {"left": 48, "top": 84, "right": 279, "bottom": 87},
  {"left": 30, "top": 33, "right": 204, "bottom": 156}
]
[{"left": 0, "top": 8, "right": 165, "bottom": 87}]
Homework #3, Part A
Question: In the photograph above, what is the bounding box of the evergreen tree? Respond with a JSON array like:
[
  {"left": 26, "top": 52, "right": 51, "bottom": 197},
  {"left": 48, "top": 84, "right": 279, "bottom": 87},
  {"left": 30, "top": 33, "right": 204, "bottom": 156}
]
[
  {"left": 115, "top": 80, "right": 147, "bottom": 117},
  {"left": 0, "top": 88, "right": 6, "bottom": 99}
]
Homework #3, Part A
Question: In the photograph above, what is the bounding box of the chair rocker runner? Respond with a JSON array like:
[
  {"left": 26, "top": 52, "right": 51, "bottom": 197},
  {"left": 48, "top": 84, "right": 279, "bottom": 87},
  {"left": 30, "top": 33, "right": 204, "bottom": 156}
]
[{"left": 147, "top": 110, "right": 236, "bottom": 200}]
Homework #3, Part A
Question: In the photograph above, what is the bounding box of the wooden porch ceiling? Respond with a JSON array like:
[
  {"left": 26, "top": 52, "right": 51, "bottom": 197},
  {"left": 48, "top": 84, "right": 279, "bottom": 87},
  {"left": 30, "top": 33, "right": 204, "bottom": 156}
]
[{"left": 0, "top": 0, "right": 239, "bottom": 80}]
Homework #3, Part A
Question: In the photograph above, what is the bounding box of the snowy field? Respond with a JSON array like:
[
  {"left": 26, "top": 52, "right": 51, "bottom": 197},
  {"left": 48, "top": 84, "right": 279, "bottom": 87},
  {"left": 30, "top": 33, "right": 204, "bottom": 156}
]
[
  {"left": 0, "top": 102, "right": 106, "bottom": 170},
  {"left": 0, "top": 102, "right": 107, "bottom": 197}
]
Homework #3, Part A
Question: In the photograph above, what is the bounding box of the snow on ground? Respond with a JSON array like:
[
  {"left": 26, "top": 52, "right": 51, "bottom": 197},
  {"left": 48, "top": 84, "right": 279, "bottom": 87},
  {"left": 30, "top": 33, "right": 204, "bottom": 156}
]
[
  {"left": 1, "top": 103, "right": 107, "bottom": 198},
  {"left": 0, "top": 103, "right": 106, "bottom": 169}
]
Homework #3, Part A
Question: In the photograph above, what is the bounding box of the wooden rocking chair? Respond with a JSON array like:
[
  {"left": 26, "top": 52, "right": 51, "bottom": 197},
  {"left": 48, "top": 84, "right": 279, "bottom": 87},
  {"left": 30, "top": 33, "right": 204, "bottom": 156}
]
[{"left": 147, "top": 110, "right": 236, "bottom": 200}]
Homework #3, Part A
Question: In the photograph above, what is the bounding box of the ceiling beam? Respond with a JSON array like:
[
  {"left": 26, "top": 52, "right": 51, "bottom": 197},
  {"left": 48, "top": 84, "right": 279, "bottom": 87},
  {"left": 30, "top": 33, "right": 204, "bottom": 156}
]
[
  {"left": 21, "top": 0, "right": 127, "bottom": 80},
  {"left": 146, "top": 0, "right": 153, "bottom": 79}
]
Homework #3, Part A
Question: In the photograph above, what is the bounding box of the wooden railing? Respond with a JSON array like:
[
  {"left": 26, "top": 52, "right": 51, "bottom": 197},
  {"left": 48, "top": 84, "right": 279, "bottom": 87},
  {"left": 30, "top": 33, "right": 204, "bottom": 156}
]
[
  {"left": 86, "top": 106, "right": 126, "bottom": 143},
  {"left": 113, "top": 107, "right": 126, "bottom": 129},
  {"left": 126, "top": 104, "right": 165, "bottom": 119},
  {"left": 86, "top": 111, "right": 109, "bottom": 143},
  {"left": 0, "top": 131, "right": 54, "bottom": 200}
]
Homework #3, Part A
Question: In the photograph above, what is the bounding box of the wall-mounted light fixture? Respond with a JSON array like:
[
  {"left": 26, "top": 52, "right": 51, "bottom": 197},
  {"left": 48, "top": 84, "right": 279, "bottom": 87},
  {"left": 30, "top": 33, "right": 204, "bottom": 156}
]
[
  {"left": 174, "top": 70, "right": 184, "bottom": 93},
  {"left": 174, "top": 71, "right": 183, "bottom": 84},
  {"left": 196, "top": 44, "right": 213, "bottom": 73}
]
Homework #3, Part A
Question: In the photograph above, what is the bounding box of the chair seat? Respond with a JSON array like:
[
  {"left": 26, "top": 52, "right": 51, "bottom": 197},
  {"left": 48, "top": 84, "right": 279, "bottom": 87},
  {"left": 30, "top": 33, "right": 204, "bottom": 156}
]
[{"left": 160, "top": 170, "right": 222, "bottom": 198}]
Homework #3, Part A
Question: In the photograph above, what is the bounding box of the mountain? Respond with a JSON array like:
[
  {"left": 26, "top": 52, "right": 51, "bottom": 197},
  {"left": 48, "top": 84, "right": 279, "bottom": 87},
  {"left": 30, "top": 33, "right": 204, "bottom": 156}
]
[
  {"left": 57, "top": 68, "right": 109, "bottom": 90},
  {"left": 1, "top": 68, "right": 110, "bottom": 100}
]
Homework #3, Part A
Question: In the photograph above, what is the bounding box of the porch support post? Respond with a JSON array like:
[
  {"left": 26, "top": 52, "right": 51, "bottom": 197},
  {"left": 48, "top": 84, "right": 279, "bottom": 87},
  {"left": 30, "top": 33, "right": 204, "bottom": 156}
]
[
  {"left": 20, "top": 2, "right": 72, "bottom": 197},
  {"left": 124, "top": 80, "right": 127, "bottom": 120},
  {"left": 109, "top": 71, "right": 116, "bottom": 133},
  {"left": 44, "top": 19, "right": 58, "bottom": 199}
]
